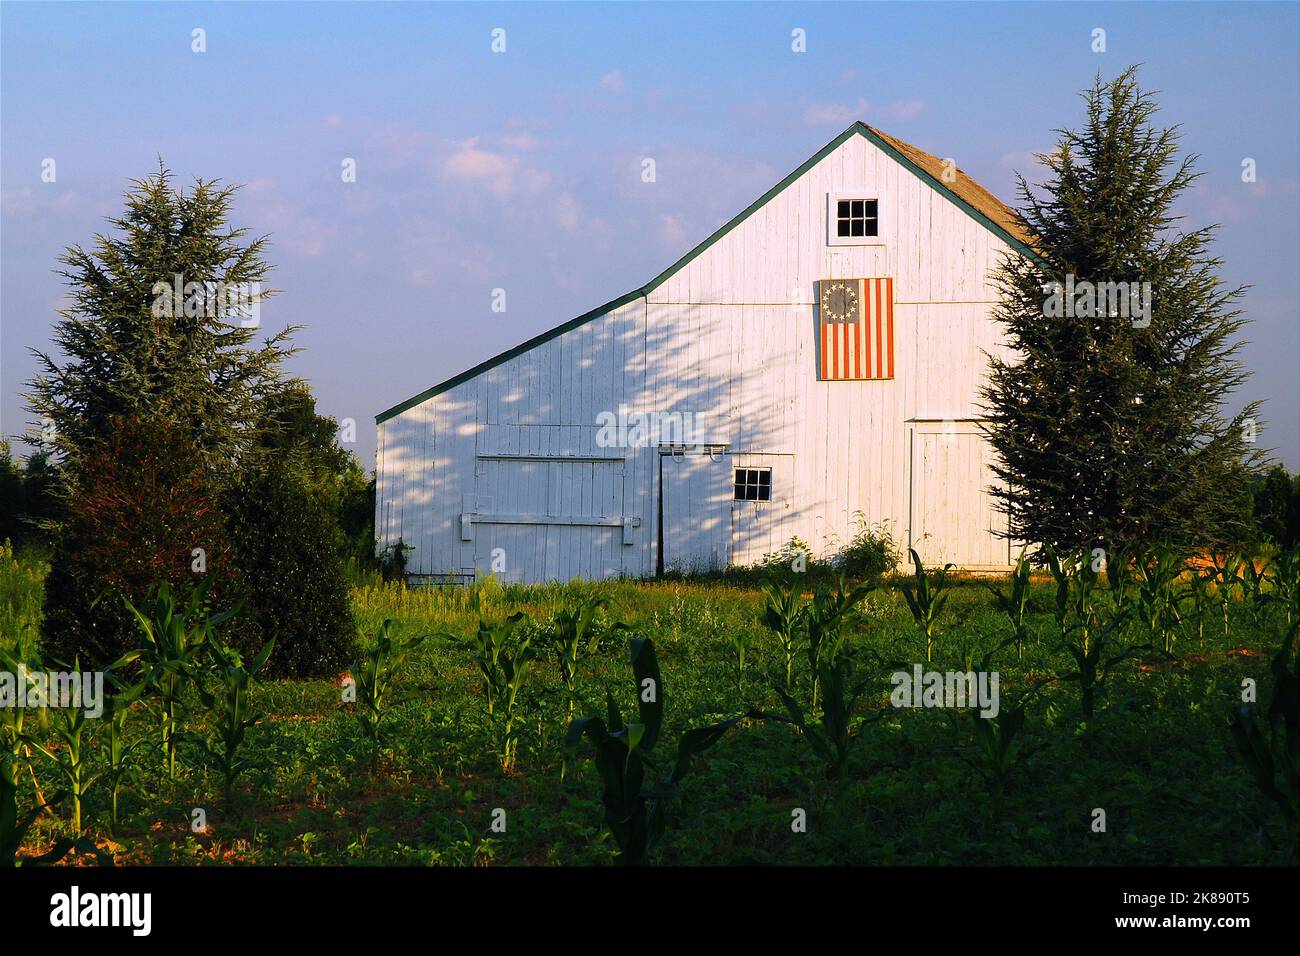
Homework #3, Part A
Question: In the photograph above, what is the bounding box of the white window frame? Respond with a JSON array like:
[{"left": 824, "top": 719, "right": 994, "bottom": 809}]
[
  {"left": 733, "top": 466, "right": 772, "bottom": 502},
  {"left": 826, "top": 192, "right": 884, "bottom": 247}
]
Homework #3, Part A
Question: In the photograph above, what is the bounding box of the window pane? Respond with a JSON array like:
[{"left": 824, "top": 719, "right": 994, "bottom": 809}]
[
  {"left": 758, "top": 470, "right": 770, "bottom": 485},
  {"left": 837, "top": 200, "right": 850, "bottom": 217},
  {"left": 864, "top": 199, "right": 878, "bottom": 217},
  {"left": 734, "top": 484, "right": 745, "bottom": 500},
  {"left": 758, "top": 486, "right": 771, "bottom": 501},
  {"left": 746, "top": 485, "right": 758, "bottom": 500},
  {"left": 864, "top": 218, "right": 878, "bottom": 237},
  {"left": 850, "top": 200, "right": 864, "bottom": 217},
  {"left": 850, "top": 220, "right": 864, "bottom": 237},
  {"left": 837, "top": 220, "right": 851, "bottom": 237}
]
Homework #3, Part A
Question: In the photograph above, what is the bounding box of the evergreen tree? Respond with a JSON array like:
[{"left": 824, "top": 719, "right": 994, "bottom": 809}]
[
  {"left": 28, "top": 163, "right": 296, "bottom": 480},
  {"left": 26, "top": 165, "right": 297, "bottom": 665},
  {"left": 981, "top": 68, "right": 1261, "bottom": 556}
]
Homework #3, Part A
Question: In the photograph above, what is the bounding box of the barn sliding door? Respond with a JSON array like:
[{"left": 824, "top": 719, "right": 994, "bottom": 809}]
[
  {"left": 468, "top": 456, "right": 632, "bottom": 582},
  {"left": 659, "top": 449, "right": 733, "bottom": 574},
  {"left": 908, "top": 422, "right": 1010, "bottom": 569}
]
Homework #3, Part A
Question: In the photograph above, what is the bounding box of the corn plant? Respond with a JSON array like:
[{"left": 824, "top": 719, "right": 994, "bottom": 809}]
[
  {"left": 0, "top": 765, "right": 86, "bottom": 866},
  {"left": 962, "top": 640, "right": 1043, "bottom": 801},
  {"left": 471, "top": 612, "right": 534, "bottom": 770},
  {"left": 1135, "top": 546, "right": 1185, "bottom": 655},
  {"left": 763, "top": 647, "right": 885, "bottom": 783},
  {"left": 729, "top": 630, "right": 752, "bottom": 692},
  {"left": 1239, "top": 554, "right": 1272, "bottom": 634},
  {"left": 1043, "top": 545, "right": 1071, "bottom": 636},
  {"left": 194, "top": 635, "right": 275, "bottom": 803},
  {"left": 0, "top": 642, "right": 109, "bottom": 865},
  {"left": 564, "top": 637, "right": 750, "bottom": 865},
  {"left": 25, "top": 659, "right": 98, "bottom": 837},
  {"left": 969, "top": 700, "right": 1026, "bottom": 800},
  {"left": 350, "top": 619, "right": 426, "bottom": 766},
  {"left": 0, "top": 748, "right": 38, "bottom": 866},
  {"left": 549, "top": 599, "right": 611, "bottom": 780},
  {"left": 471, "top": 611, "right": 526, "bottom": 716},
  {"left": 1044, "top": 546, "right": 1104, "bottom": 651},
  {"left": 901, "top": 548, "right": 952, "bottom": 663},
  {"left": 1057, "top": 609, "right": 1139, "bottom": 724},
  {"left": 1229, "top": 620, "right": 1299, "bottom": 863},
  {"left": 1042, "top": 546, "right": 1140, "bottom": 723},
  {"left": 118, "top": 583, "right": 237, "bottom": 781},
  {"left": 496, "top": 634, "right": 533, "bottom": 771},
  {"left": 804, "top": 576, "right": 873, "bottom": 715},
  {"left": 1210, "top": 551, "right": 1245, "bottom": 640},
  {"left": 0, "top": 638, "right": 42, "bottom": 865},
  {"left": 549, "top": 597, "right": 607, "bottom": 725},
  {"left": 100, "top": 674, "right": 148, "bottom": 829},
  {"left": 1104, "top": 542, "right": 1137, "bottom": 617},
  {"left": 760, "top": 577, "right": 807, "bottom": 689},
  {"left": 1180, "top": 568, "right": 1214, "bottom": 650},
  {"left": 985, "top": 546, "right": 1032, "bottom": 660},
  {"left": 1273, "top": 546, "right": 1300, "bottom": 626}
]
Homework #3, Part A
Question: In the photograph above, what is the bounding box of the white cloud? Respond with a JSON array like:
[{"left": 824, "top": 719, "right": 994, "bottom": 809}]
[
  {"left": 501, "top": 131, "right": 542, "bottom": 150},
  {"left": 554, "top": 192, "right": 582, "bottom": 233},
  {"left": 659, "top": 214, "right": 686, "bottom": 245},
  {"left": 802, "top": 97, "right": 870, "bottom": 127},
  {"left": 600, "top": 69, "right": 625, "bottom": 94},
  {"left": 801, "top": 97, "right": 929, "bottom": 127},
  {"left": 882, "top": 99, "right": 927, "bottom": 120},
  {"left": 445, "top": 137, "right": 516, "bottom": 195}
]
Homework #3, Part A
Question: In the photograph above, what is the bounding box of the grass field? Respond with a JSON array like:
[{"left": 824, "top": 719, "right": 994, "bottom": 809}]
[{"left": 2, "top": 541, "right": 1295, "bottom": 866}]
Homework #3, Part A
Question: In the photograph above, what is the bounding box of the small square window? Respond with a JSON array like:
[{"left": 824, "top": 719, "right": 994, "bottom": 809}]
[
  {"left": 829, "top": 195, "right": 880, "bottom": 245},
  {"left": 734, "top": 468, "right": 772, "bottom": 502}
]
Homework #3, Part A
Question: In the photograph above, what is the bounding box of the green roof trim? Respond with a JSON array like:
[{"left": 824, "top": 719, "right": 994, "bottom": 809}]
[{"left": 376, "top": 122, "right": 1036, "bottom": 424}]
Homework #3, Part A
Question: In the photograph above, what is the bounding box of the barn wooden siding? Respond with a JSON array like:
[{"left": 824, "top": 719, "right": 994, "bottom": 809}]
[{"left": 375, "top": 125, "right": 1022, "bottom": 583}]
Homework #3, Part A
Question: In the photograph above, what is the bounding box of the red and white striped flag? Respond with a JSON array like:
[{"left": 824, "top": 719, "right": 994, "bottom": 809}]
[{"left": 817, "top": 277, "right": 894, "bottom": 381}]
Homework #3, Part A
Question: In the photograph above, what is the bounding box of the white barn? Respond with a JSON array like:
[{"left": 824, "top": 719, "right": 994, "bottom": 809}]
[{"left": 374, "top": 122, "right": 1035, "bottom": 584}]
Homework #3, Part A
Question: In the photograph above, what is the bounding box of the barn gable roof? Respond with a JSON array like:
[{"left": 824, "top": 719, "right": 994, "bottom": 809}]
[{"left": 376, "top": 121, "right": 1036, "bottom": 423}]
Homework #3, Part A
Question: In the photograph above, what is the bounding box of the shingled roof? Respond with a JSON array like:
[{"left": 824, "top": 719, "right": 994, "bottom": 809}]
[{"left": 865, "top": 124, "right": 1034, "bottom": 250}]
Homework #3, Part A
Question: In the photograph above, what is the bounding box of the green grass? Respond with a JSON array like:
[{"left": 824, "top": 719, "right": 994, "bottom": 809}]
[{"left": 2, "top": 545, "right": 1293, "bottom": 866}]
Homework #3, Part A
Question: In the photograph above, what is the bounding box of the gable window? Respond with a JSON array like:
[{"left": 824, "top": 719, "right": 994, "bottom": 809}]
[
  {"left": 827, "top": 193, "right": 882, "bottom": 246},
  {"left": 734, "top": 467, "right": 771, "bottom": 501},
  {"left": 837, "top": 198, "right": 878, "bottom": 238}
]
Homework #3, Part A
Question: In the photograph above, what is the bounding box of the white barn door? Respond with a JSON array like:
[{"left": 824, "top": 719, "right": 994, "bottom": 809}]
[
  {"left": 909, "top": 422, "right": 1010, "bottom": 569},
  {"left": 470, "top": 457, "right": 629, "bottom": 582},
  {"left": 660, "top": 449, "right": 733, "bottom": 574}
]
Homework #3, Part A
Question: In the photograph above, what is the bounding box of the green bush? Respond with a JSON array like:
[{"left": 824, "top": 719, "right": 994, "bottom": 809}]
[
  {"left": 225, "top": 465, "right": 356, "bottom": 679},
  {"left": 0, "top": 442, "right": 59, "bottom": 551},
  {"left": 835, "top": 515, "right": 899, "bottom": 582},
  {"left": 1253, "top": 465, "right": 1299, "bottom": 549},
  {"left": 378, "top": 538, "right": 414, "bottom": 584}
]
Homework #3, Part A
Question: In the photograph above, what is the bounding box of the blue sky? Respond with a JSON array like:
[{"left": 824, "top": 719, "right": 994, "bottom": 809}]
[{"left": 3, "top": 1, "right": 1297, "bottom": 470}]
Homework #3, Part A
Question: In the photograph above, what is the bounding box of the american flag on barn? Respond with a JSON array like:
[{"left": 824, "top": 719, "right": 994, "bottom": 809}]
[{"left": 818, "top": 278, "right": 894, "bottom": 380}]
